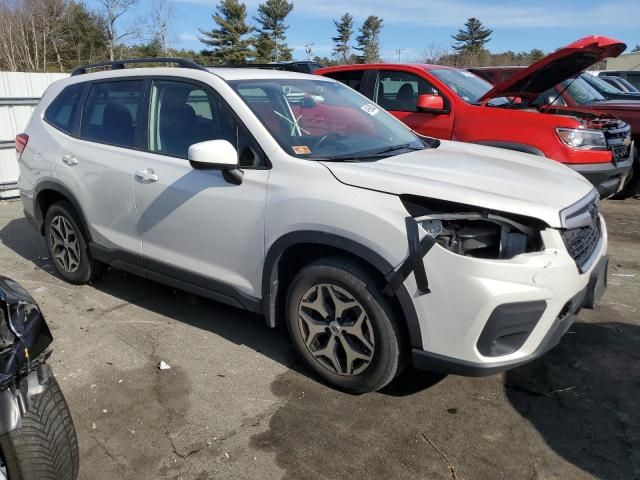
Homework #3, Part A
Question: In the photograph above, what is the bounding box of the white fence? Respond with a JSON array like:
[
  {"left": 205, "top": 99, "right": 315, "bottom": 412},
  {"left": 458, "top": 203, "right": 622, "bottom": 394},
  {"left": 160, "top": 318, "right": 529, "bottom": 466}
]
[{"left": 0, "top": 71, "right": 69, "bottom": 198}]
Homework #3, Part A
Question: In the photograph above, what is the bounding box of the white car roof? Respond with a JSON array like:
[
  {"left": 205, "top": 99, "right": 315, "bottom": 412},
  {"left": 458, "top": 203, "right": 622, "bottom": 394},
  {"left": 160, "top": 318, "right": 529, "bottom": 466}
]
[
  {"left": 61, "top": 66, "right": 330, "bottom": 84},
  {"left": 205, "top": 67, "right": 324, "bottom": 81}
]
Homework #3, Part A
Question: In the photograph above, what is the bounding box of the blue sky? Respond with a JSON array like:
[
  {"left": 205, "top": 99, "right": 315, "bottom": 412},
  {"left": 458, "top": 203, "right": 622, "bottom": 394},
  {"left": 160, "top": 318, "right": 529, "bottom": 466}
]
[{"left": 87, "top": 0, "right": 640, "bottom": 61}]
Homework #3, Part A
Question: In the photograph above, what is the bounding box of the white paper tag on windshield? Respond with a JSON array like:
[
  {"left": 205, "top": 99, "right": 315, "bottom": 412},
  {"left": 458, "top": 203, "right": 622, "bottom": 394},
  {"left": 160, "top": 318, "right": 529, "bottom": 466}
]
[{"left": 361, "top": 104, "right": 380, "bottom": 116}]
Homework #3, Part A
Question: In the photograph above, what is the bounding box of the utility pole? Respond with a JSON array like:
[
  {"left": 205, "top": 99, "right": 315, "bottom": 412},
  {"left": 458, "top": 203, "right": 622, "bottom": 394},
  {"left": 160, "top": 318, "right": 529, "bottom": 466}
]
[
  {"left": 395, "top": 48, "right": 405, "bottom": 62},
  {"left": 304, "top": 42, "right": 314, "bottom": 60}
]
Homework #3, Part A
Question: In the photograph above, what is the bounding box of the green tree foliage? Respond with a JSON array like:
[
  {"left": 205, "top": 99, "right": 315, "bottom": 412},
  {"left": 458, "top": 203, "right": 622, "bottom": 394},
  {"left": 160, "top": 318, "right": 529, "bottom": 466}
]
[
  {"left": 199, "top": 0, "right": 253, "bottom": 64},
  {"left": 529, "top": 48, "right": 545, "bottom": 62},
  {"left": 253, "top": 0, "right": 293, "bottom": 62},
  {"left": 59, "top": 2, "right": 110, "bottom": 67},
  {"left": 312, "top": 55, "right": 338, "bottom": 67},
  {"left": 332, "top": 13, "right": 353, "bottom": 64},
  {"left": 355, "top": 15, "right": 383, "bottom": 63},
  {"left": 452, "top": 17, "right": 492, "bottom": 54},
  {"left": 0, "top": 0, "right": 109, "bottom": 71},
  {"left": 426, "top": 46, "right": 547, "bottom": 69}
]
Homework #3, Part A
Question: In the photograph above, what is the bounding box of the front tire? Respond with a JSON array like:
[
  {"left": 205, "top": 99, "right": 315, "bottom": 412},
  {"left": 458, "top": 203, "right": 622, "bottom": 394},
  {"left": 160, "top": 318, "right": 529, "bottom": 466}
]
[
  {"left": 286, "top": 257, "right": 405, "bottom": 393},
  {"left": 44, "top": 201, "right": 106, "bottom": 284},
  {"left": 0, "top": 377, "right": 79, "bottom": 480}
]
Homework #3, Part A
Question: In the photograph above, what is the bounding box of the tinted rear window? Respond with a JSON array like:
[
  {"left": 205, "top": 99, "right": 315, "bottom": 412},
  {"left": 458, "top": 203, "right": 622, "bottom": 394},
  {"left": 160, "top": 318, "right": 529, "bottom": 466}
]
[
  {"left": 80, "top": 80, "right": 145, "bottom": 148},
  {"left": 322, "top": 70, "right": 365, "bottom": 91},
  {"left": 44, "top": 83, "right": 84, "bottom": 134}
]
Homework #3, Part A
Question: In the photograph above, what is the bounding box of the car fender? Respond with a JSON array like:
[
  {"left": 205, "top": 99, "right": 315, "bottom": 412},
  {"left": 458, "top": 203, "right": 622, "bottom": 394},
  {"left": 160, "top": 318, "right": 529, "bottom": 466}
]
[{"left": 261, "top": 231, "right": 425, "bottom": 349}]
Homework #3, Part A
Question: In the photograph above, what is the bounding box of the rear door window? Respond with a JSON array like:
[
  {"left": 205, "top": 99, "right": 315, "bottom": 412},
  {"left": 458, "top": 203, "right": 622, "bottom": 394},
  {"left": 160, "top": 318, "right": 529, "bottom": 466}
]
[
  {"left": 44, "top": 83, "right": 85, "bottom": 134},
  {"left": 321, "top": 70, "right": 365, "bottom": 92},
  {"left": 80, "top": 80, "right": 145, "bottom": 148}
]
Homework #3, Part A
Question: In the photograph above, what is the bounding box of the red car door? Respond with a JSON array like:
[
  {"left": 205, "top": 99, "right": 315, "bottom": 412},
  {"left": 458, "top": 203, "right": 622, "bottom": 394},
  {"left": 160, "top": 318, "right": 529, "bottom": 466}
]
[{"left": 374, "top": 69, "right": 454, "bottom": 139}]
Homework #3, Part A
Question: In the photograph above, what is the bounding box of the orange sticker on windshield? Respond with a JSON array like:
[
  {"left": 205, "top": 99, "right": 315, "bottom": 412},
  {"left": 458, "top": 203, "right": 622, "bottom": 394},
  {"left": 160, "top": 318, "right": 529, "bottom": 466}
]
[{"left": 292, "top": 145, "right": 311, "bottom": 155}]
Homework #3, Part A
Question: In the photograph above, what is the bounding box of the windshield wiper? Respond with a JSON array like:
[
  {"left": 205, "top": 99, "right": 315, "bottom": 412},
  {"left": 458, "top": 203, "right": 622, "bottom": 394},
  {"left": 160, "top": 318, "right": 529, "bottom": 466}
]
[{"left": 325, "top": 143, "right": 423, "bottom": 161}]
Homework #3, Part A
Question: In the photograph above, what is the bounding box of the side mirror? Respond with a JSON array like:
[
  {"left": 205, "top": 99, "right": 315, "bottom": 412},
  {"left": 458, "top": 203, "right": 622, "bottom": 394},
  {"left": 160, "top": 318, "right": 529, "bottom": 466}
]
[
  {"left": 188, "top": 139, "right": 243, "bottom": 184},
  {"left": 417, "top": 94, "right": 446, "bottom": 113}
]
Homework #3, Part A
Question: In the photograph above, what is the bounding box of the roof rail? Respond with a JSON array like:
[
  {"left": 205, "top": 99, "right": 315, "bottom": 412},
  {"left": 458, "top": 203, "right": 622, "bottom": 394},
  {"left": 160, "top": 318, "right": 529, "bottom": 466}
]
[
  {"left": 71, "top": 57, "right": 207, "bottom": 76},
  {"left": 211, "top": 63, "right": 313, "bottom": 73}
]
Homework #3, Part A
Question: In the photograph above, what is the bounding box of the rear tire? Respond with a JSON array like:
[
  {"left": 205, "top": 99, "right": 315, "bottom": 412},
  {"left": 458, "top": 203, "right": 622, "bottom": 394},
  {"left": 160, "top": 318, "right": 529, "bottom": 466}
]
[
  {"left": 44, "top": 201, "right": 106, "bottom": 284},
  {"left": 0, "top": 377, "right": 79, "bottom": 480},
  {"left": 286, "top": 256, "right": 405, "bottom": 393}
]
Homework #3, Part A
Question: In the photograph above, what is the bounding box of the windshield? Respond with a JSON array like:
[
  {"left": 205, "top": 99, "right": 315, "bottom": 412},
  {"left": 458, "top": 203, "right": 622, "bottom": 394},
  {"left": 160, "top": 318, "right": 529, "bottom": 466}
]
[
  {"left": 230, "top": 79, "right": 425, "bottom": 160},
  {"left": 562, "top": 76, "right": 606, "bottom": 105},
  {"left": 581, "top": 73, "right": 622, "bottom": 94},
  {"left": 429, "top": 68, "right": 508, "bottom": 105}
]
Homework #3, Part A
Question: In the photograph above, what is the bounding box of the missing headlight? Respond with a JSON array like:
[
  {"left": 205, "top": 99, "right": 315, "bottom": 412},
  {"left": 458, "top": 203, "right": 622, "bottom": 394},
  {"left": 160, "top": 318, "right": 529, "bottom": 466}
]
[{"left": 402, "top": 196, "right": 544, "bottom": 259}]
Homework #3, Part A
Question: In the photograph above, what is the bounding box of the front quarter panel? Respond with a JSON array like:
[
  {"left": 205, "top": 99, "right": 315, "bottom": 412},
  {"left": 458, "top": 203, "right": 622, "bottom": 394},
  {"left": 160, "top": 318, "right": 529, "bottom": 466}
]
[{"left": 265, "top": 155, "right": 410, "bottom": 272}]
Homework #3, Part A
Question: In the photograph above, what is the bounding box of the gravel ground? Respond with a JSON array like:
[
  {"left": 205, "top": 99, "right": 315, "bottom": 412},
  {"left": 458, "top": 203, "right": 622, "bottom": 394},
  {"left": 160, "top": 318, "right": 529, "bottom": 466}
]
[{"left": 0, "top": 198, "right": 638, "bottom": 480}]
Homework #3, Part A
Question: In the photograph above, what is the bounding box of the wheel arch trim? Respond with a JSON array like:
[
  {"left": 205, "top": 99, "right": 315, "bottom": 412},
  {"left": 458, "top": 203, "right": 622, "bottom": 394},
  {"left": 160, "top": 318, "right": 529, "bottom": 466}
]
[
  {"left": 262, "top": 231, "right": 424, "bottom": 349},
  {"left": 33, "top": 181, "right": 92, "bottom": 241}
]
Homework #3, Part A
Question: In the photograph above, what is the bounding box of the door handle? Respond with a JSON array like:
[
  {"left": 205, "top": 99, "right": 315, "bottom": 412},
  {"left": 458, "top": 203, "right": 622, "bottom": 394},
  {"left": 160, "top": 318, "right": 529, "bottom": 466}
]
[
  {"left": 62, "top": 154, "right": 78, "bottom": 166},
  {"left": 135, "top": 168, "right": 159, "bottom": 182}
]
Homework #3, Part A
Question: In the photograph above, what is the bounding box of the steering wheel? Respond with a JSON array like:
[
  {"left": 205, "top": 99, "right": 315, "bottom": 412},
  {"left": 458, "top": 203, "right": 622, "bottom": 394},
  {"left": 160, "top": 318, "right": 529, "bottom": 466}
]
[{"left": 315, "top": 132, "right": 344, "bottom": 151}]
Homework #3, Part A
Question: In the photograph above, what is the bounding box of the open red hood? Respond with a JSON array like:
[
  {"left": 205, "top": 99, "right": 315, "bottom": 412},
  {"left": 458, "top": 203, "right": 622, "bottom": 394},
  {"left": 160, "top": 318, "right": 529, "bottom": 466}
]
[{"left": 478, "top": 36, "right": 626, "bottom": 101}]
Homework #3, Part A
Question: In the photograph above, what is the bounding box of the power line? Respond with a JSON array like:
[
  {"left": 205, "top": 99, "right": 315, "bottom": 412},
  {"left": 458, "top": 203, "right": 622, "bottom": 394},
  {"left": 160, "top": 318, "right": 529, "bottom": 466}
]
[{"left": 395, "top": 48, "right": 405, "bottom": 62}]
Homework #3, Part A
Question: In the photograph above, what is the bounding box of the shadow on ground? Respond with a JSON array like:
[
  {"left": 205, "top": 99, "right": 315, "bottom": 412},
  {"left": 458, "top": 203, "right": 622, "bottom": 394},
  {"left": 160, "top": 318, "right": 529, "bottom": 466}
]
[{"left": 505, "top": 310, "right": 640, "bottom": 480}]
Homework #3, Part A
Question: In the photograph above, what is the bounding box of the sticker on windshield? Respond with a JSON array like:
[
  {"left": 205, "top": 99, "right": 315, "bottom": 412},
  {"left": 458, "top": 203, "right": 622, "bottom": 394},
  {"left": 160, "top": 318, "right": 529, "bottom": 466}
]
[
  {"left": 361, "top": 103, "right": 380, "bottom": 116},
  {"left": 292, "top": 145, "right": 311, "bottom": 155}
]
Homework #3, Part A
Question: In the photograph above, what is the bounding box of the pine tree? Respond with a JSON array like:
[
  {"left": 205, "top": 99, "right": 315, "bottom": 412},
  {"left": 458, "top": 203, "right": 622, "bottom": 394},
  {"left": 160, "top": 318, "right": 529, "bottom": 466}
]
[
  {"left": 253, "top": 0, "right": 293, "bottom": 62},
  {"left": 355, "top": 16, "right": 383, "bottom": 63},
  {"left": 529, "top": 48, "right": 545, "bottom": 62},
  {"left": 198, "top": 0, "right": 253, "bottom": 64},
  {"left": 332, "top": 13, "right": 353, "bottom": 64},
  {"left": 451, "top": 17, "right": 492, "bottom": 54}
]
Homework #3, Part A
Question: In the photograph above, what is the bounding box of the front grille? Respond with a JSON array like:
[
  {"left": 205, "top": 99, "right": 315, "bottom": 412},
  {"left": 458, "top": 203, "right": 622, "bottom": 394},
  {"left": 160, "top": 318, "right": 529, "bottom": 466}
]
[
  {"left": 583, "top": 118, "right": 631, "bottom": 164},
  {"left": 604, "top": 122, "right": 631, "bottom": 164},
  {"left": 561, "top": 200, "right": 601, "bottom": 272}
]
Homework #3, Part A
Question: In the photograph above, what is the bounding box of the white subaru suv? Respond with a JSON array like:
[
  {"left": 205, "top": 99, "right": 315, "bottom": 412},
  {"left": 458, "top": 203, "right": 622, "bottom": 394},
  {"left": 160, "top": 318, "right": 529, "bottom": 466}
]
[{"left": 17, "top": 59, "right": 608, "bottom": 393}]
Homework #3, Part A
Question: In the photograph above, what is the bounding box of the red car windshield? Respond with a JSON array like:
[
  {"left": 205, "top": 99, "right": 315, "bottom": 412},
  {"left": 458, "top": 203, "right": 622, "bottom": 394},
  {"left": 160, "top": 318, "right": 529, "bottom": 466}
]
[
  {"left": 230, "top": 79, "right": 424, "bottom": 160},
  {"left": 429, "top": 68, "right": 509, "bottom": 105}
]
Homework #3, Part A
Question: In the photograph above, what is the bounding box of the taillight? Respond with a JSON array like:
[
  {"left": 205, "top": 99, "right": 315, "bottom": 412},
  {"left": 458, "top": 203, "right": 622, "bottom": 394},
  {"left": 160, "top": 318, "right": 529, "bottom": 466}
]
[{"left": 15, "top": 133, "right": 29, "bottom": 154}]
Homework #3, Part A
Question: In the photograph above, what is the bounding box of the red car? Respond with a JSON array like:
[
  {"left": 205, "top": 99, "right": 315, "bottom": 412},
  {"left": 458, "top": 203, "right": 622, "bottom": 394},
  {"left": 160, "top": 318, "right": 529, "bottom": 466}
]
[
  {"left": 470, "top": 67, "right": 640, "bottom": 198},
  {"left": 316, "top": 36, "right": 634, "bottom": 198}
]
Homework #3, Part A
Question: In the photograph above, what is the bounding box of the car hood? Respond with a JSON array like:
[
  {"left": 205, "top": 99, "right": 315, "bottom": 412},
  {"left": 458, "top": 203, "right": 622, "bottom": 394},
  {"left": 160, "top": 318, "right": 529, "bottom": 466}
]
[
  {"left": 321, "top": 141, "right": 595, "bottom": 228},
  {"left": 479, "top": 36, "right": 626, "bottom": 101}
]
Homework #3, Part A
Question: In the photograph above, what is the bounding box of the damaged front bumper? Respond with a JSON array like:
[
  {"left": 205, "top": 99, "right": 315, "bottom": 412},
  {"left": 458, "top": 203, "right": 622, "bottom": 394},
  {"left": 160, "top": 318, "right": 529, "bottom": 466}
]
[{"left": 392, "top": 217, "right": 608, "bottom": 377}]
